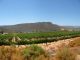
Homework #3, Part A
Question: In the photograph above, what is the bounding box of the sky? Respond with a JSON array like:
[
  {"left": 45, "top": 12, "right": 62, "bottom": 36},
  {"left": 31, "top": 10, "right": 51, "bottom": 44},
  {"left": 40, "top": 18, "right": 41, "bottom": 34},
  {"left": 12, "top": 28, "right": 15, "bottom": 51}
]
[{"left": 0, "top": 0, "right": 80, "bottom": 26}]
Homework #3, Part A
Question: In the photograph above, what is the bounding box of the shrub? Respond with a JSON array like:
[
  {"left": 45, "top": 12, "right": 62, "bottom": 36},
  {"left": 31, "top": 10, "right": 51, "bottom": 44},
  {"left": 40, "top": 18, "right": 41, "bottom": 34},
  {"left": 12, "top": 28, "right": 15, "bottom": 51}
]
[{"left": 23, "top": 45, "right": 49, "bottom": 60}]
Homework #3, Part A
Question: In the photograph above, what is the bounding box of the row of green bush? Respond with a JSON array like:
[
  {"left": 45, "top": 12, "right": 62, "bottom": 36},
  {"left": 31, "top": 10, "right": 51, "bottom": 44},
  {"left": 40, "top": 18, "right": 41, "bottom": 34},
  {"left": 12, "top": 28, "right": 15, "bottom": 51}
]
[{"left": 0, "top": 31, "right": 80, "bottom": 45}]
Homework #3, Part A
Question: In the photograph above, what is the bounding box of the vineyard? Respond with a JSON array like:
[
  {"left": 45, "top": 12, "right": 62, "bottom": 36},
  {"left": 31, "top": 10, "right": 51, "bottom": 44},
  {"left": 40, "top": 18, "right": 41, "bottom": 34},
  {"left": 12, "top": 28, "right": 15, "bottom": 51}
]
[{"left": 0, "top": 31, "right": 80, "bottom": 45}]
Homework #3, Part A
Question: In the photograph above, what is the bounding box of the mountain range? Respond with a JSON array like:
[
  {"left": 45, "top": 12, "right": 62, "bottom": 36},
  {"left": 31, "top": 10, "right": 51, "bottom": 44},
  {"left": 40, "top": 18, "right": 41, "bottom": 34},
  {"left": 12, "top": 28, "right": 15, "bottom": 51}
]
[
  {"left": 0, "top": 22, "right": 60, "bottom": 33},
  {"left": 0, "top": 22, "right": 80, "bottom": 33}
]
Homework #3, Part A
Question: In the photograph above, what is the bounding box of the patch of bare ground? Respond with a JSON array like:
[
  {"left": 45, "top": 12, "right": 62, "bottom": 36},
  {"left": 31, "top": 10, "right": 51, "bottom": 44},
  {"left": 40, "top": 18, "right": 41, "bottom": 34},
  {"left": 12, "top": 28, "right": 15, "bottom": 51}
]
[
  {"left": 38, "top": 37, "right": 80, "bottom": 51},
  {"left": 70, "top": 46, "right": 80, "bottom": 60}
]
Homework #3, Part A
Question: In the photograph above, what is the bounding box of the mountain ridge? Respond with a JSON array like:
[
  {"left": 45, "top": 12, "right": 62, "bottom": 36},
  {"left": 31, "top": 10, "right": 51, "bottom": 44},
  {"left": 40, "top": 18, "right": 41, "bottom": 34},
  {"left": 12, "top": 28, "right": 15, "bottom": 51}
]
[
  {"left": 0, "top": 22, "right": 60, "bottom": 33},
  {"left": 0, "top": 22, "right": 80, "bottom": 33}
]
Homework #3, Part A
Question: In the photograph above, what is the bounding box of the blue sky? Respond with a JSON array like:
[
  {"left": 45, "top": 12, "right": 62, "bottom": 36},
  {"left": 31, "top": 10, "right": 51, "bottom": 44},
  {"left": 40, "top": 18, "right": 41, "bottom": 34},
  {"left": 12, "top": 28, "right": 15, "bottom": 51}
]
[{"left": 0, "top": 0, "right": 80, "bottom": 26}]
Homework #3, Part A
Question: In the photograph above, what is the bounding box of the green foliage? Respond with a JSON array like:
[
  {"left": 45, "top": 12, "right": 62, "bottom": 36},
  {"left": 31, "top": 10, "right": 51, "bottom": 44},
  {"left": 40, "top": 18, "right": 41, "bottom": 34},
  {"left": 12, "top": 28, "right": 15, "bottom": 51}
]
[
  {"left": 0, "top": 31, "right": 80, "bottom": 45},
  {"left": 23, "top": 45, "right": 49, "bottom": 60}
]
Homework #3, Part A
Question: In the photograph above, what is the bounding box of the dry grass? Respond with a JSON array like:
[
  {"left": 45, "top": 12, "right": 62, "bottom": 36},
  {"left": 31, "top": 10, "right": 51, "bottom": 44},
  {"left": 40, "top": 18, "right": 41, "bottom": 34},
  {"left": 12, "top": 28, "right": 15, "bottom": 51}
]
[
  {"left": 0, "top": 37, "right": 80, "bottom": 60},
  {"left": 0, "top": 46, "right": 24, "bottom": 60},
  {"left": 55, "top": 46, "right": 76, "bottom": 60},
  {"left": 0, "top": 45, "right": 50, "bottom": 60},
  {"left": 23, "top": 45, "right": 50, "bottom": 60}
]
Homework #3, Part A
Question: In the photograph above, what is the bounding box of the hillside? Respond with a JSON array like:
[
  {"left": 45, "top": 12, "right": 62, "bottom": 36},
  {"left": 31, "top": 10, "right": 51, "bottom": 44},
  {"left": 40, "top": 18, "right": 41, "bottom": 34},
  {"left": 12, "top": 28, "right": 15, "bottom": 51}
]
[{"left": 0, "top": 22, "right": 60, "bottom": 33}]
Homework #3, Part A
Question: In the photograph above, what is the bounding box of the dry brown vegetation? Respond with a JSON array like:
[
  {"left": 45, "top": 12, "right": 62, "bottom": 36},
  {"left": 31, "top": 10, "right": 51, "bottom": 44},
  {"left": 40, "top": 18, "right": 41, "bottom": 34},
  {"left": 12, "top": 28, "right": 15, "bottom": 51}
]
[
  {"left": 0, "top": 37, "right": 80, "bottom": 60},
  {"left": 0, "top": 45, "right": 49, "bottom": 60},
  {"left": 54, "top": 46, "right": 76, "bottom": 60},
  {"left": 69, "top": 37, "right": 80, "bottom": 47},
  {"left": 0, "top": 46, "right": 24, "bottom": 60}
]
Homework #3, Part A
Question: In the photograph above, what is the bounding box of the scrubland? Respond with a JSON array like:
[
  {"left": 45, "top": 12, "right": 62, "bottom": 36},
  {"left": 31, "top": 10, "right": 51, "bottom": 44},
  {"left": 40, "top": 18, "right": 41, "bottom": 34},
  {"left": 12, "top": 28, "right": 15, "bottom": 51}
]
[{"left": 0, "top": 37, "right": 80, "bottom": 60}]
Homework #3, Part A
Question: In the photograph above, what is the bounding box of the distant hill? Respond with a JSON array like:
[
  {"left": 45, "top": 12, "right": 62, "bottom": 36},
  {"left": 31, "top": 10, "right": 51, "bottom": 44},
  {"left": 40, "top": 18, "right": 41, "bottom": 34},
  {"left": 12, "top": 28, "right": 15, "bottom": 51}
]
[
  {"left": 0, "top": 22, "right": 60, "bottom": 33},
  {"left": 61, "top": 26, "right": 80, "bottom": 31}
]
